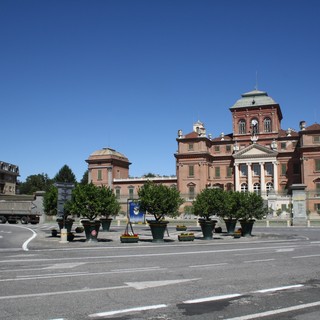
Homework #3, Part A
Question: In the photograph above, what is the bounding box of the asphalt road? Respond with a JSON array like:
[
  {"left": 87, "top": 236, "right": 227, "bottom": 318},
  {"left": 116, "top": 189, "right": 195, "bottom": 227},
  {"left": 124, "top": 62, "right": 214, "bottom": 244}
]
[{"left": 1, "top": 223, "right": 320, "bottom": 320}]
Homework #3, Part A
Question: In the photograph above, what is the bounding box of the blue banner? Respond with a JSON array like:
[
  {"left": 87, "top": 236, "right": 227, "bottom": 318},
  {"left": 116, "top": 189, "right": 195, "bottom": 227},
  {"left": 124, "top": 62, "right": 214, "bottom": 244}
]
[{"left": 129, "top": 202, "right": 145, "bottom": 223}]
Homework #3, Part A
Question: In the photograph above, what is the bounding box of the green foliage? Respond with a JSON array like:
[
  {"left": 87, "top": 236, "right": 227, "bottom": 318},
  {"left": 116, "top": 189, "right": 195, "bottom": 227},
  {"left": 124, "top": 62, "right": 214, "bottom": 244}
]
[
  {"left": 80, "top": 170, "right": 89, "bottom": 185},
  {"left": 192, "top": 188, "right": 225, "bottom": 220},
  {"left": 65, "top": 183, "right": 120, "bottom": 221},
  {"left": 138, "top": 181, "right": 184, "bottom": 221},
  {"left": 235, "top": 191, "right": 268, "bottom": 221},
  {"left": 54, "top": 164, "right": 77, "bottom": 183},
  {"left": 43, "top": 185, "right": 58, "bottom": 215},
  {"left": 19, "top": 173, "right": 53, "bottom": 194}
]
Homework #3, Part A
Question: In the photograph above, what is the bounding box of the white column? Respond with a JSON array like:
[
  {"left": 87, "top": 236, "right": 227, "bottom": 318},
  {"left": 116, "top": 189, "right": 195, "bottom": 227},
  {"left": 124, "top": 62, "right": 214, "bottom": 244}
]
[
  {"left": 247, "top": 163, "right": 253, "bottom": 192},
  {"left": 234, "top": 163, "right": 240, "bottom": 191},
  {"left": 273, "top": 161, "right": 278, "bottom": 192},
  {"left": 260, "top": 162, "right": 265, "bottom": 193}
]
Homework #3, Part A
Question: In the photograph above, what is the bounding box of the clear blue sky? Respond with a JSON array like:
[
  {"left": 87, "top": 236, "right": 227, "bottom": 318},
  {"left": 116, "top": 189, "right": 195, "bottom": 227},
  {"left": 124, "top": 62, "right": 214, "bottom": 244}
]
[{"left": 1, "top": 0, "right": 320, "bottom": 182}]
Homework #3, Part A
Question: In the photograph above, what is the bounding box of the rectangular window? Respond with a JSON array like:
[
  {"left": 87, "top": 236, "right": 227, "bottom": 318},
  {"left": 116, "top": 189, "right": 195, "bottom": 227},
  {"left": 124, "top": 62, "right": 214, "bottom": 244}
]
[
  {"left": 281, "top": 142, "right": 286, "bottom": 150},
  {"left": 226, "top": 145, "right": 231, "bottom": 152},
  {"left": 316, "top": 159, "right": 320, "bottom": 172},
  {"left": 189, "top": 186, "right": 195, "bottom": 200},
  {"left": 188, "top": 143, "right": 194, "bottom": 151},
  {"left": 128, "top": 187, "right": 134, "bottom": 199},
  {"left": 215, "top": 167, "right": 220, "bottom": 178},
  {"left": 265, "top": 163, "right": 273, "bottom": 176},
  {"left": 281, "top": 204, "right": 287, "bottom": 211},
  {"left": 316, "top": 183, "right": 320, "bottom": 197},
  {"left": 253, "top": 164, "right": 260, "bottom": 176},
  {"left": 240, "top": 164, "right": 248, "bottom": 177},
  {"left": 313, "top": 136, "right": 320, "bottom": 144},
  {"left": 226, "top": 166, "right": 232, "bottom": 177},
  {"left": 215, "top": 146, "right": 220, "bottom": 152},
  {"left": 115, "top": 188, "right": 120, "bottom": 199},
  {"left": 314, "top": 203, "right": 320, "bottom": 213},
  {"left": 188, "top": 165, "right": 194, "bottom": 177},
  {"left": 97, "top": 169, "right": 102, "bottom": 180},
  {"left": 281, "top": 164, "right": 287, "bottom": 175}
]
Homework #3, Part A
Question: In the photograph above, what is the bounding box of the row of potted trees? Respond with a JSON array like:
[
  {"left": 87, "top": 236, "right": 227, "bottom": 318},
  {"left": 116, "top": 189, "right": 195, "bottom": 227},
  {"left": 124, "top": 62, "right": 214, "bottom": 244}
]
[
  {"left": 53, "top": 181, "right": 267, "bottom": 242},
  {"left": 192, "top": 188, "right": 268, "bottom": 238}
]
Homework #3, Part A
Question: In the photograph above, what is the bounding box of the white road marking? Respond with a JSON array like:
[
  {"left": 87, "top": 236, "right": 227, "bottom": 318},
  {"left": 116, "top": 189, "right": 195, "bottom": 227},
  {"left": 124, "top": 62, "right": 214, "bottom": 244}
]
[
  {"left": 0, "top": 267, "right": 166, "bottom": 282},
  {"left": 292, "top": 254, "right": 320, "bottom": 259},
  {"left": 125, "top": 278, "right": 200, "bottom": 290},
  {"left": 254, "top": 284, "right": 304, "bottom": 293},
  {"left": 184, "top": 294, "right": 242, "bottom": 304},
  {"left": 0, "top": 244, "right": 307, "bottom": 263},
  {"left": 276, "top": 248, "right": 294, "bottom": 252},
  {"left": 43, "top": 262, "right": 85, "bottom": 269},
  {"left": 0, "top": 285, "right": 129, "bottom": 300},
  {"left": 189, "top": 263, "right": 228, "bottom": 268},
  {"left": 224, "top": 300, "right": 320, "bottom": 320},
  {"left": 88, "top": 304, "right": 167, "bottom": 318},
  {"left": 243, "top": 259, "right": 275, "bottom": 263}
]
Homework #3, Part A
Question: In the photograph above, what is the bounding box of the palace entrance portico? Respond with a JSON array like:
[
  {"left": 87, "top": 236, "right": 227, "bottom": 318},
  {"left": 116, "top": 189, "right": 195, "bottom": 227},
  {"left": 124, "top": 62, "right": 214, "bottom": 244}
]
[{"left": 233, "top": 144, "right": 278, "bottom": 195}]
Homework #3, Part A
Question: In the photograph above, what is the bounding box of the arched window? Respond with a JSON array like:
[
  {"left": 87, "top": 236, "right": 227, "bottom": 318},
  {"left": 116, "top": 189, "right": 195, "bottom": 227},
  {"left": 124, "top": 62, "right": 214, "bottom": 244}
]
[
  {"left": 239, "top": 120, "right": 246, "bottom": 134},
  {"left": 264, "top": 117, "right": 272, "bottom": 133},
  {"left": 241, "top": 183, "right": 248, "bottom": 192},
  {"left": 266, "top": 182, "right": 273, "bottom": 191},
  {"left": 253, "top": 183, "right": 260, "bottom": 194}
]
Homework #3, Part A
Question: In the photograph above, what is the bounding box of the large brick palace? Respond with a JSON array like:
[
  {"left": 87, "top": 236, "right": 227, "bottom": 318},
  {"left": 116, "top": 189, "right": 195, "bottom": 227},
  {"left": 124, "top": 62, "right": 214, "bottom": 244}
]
[{"left": 86, "top": 89, "right": 320, "bottom": 218}]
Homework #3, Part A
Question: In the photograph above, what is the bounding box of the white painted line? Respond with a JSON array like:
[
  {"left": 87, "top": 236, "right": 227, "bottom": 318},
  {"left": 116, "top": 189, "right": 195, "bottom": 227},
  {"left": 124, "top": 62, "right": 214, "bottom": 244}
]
[
  {"left": 125, "top": 278, "right": 200, "bottom": 290},
  {"left": 43, "top": 262, "right": 85, "bottom": 269},
  {"left": 88, "top": 304, "right": 167, "bottom": 318},
  {"left": 0, "top": 285, "right": 128, "bottom": 300},
  {"left": 183, "top": 293, "right": 242, "bottom": 304},
  {"left": 22, "top": 227, "right": 37, "bottom": 251},
  {"left": 254, "top": 284, "right": 304, "bottom": 293},
  {"left": 243, "top": 259, "right": 275, "bottom": 263},
  {"left": 224, "top": 300, "right": 320, "bottom": 320},
  {"left": 0, "top": 267, "right": 167, "bottom": 282},
  {"left": 276, "top": 248, "right": 294, "bottom": 252},
  {"left": 189, "top": 263, "right": 228, "bottom": 268},
  {"left": 292, "top": 254, "right": 320, "bottom": 259}
]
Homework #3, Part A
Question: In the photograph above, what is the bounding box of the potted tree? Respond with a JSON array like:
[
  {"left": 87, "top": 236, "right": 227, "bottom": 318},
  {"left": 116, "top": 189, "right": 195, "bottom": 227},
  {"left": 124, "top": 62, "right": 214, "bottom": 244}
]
[
  {"left": 98, "top": 186, "right": 121, "bottom": 231},
  {"left": 192, "top": 188, "right": 222, "bottom": 240},
  {"left": 66, "top": 183, "right": 118, "bottom": 242},
  {"left": 138, "top": 181, "right": 184, "bottom": 242},
  {"left": 235, "top": 191, "right": 268, "bottom": 236},
  {"left": 219, "top": 190, "right": 240, "bottom": 235}
]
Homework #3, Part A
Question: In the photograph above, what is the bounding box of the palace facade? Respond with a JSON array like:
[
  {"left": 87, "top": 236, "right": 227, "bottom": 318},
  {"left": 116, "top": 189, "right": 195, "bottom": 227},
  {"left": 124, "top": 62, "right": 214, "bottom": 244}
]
[
  {"left": 87, "top": 89, "right": 320, "bottom": 216},
  {"left": 0, "top": 161, "right": 19, "bottom": 195}
]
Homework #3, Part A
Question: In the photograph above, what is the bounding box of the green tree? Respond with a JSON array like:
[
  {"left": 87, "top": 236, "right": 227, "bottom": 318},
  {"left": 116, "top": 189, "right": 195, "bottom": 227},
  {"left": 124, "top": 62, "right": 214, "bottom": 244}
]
[
  {"left": 80, "top": 170, "right": 88, "bottom": 185},
  {"left": 54, "top": 165, "right": 77, "bottom": 183},
  {"left": 43, "top": 185, "right": 58, "bottom": 216},
  {"left": 235, "top": 191, "right": 268, "bottom": 221},
  {"left": 138, "top": 181, "right": 184, "bottom": 221},
  {"left": 192, "top": 188, "right": 225, "bottom": 221},
  {"left": 19, "top": 173, "right": 53, "bottom": 195},
  {"left": 66, "top": 183, "right": 120, "bottom": 221}
]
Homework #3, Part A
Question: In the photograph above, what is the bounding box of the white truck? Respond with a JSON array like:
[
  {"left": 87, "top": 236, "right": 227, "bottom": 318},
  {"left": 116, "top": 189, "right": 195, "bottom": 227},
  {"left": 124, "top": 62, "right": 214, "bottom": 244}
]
[{"left": 0, "top": 200, "right": 41, "bottom": 224}]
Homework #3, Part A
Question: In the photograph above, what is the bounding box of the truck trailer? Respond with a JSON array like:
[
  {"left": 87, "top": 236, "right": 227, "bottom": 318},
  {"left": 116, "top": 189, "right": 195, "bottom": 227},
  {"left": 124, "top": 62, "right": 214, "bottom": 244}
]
[{"left": 0, "top": 200, "right": 41, "bottom": 224}]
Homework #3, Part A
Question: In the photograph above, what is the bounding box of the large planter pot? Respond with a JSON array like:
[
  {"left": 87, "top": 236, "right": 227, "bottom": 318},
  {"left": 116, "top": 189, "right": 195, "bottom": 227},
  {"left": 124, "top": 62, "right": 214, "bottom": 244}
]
[
  {"left": 147, "top": 220, "right": 169, "bottom": 243},
  {"left": 56, "top": 218, "right": 74, "bottom": 233},
  {"left": 198, "top": 219, "right": 217, "bottom": 240},
  {"left": 223, "top": 218, "right": 238, "bottom": 235},
  {"left": 239, "top": 219, "right": 255, "bottom": 237},
  {"left": 100, "top": 217, "right": 113, "bottom": 231},
  {"left": 81, "top": 219, "right": 101, "bottom": 242}
]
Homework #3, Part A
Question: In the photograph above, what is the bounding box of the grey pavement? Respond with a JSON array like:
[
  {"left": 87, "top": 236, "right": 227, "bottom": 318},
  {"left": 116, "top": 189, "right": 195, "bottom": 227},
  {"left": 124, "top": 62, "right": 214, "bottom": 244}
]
[{"left": 27, "top": 220, "right": 307, "bottom": 251}]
